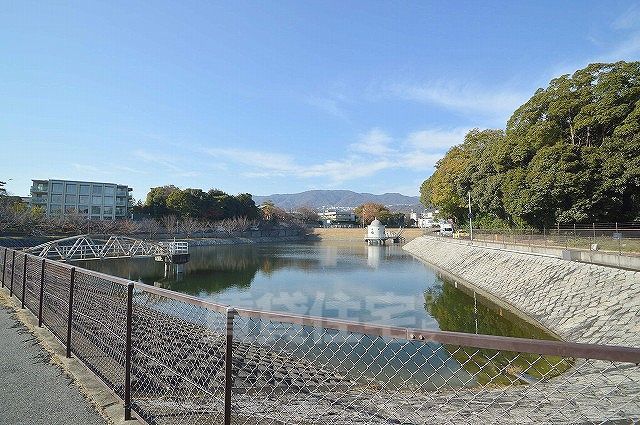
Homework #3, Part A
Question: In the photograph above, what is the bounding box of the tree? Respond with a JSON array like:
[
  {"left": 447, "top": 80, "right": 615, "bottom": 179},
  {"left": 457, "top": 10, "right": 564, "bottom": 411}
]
[
  {"left": 145, "top": 186, "right": 179, "bottom": 218},
  {"left": 296, "top": 206, "right": 320, "bottom": 224},
  {"left": 420, "top": 61, "right": 640, "bottom": 228},
  {"left": 355, "top": 203, "right": 390, "bottom": 225}
]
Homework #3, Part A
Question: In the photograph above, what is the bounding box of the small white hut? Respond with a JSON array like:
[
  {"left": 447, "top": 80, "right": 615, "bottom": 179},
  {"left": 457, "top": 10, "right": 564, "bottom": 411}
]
[{"left": 365, "top": 218, "right": 387, "bottom": 245}]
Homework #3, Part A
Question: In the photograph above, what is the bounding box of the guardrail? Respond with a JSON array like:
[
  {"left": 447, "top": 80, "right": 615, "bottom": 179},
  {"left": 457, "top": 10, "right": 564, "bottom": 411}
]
[
  {"left": 0, "top": 247, "right": 638, "bottom": 424},
  {"left": 158, "top": 240, "right": 189, "bottom": 255}
]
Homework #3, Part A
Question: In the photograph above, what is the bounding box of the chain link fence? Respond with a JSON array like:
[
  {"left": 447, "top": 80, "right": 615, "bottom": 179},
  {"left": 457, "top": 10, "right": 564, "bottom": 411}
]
[
  {"left": 0, "top": 247, "right": 638, "bottom": 424},
  {"left": 445, "top": 224, "right": 640, "bottom": 256}
]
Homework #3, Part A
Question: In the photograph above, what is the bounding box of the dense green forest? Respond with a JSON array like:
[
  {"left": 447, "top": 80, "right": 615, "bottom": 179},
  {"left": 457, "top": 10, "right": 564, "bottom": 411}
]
[
  {"left": 420, "top": 62, "right": 640, "bottom": 228},
  {"left": 142, "top": 186, "right": 261, "bottom": 220}
]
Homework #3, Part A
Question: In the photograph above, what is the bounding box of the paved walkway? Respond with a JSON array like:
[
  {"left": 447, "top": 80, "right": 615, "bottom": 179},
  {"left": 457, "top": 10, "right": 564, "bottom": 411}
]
[{"left": 0, "top": 304, "right": 107, "bottom": 425}]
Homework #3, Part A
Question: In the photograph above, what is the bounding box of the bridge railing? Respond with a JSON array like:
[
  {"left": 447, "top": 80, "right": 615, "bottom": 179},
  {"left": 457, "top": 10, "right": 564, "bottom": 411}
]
[
  {"left": 158, "top": 240, "right": 189, "bottom": 255},
  {"left": 0, "top": 247, "right": 638, "bottom": 424}
]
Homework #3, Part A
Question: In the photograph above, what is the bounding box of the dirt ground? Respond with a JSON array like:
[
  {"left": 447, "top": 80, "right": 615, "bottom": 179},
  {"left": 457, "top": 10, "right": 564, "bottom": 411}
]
[{"left": 310, "top": 227, "right": 425, "bottom": 241}]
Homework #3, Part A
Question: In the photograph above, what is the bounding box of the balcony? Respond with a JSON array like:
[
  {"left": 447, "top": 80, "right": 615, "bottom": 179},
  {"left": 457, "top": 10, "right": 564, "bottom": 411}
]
[{"left": 30, "top": 184, "right": 48, "bottom": 193}]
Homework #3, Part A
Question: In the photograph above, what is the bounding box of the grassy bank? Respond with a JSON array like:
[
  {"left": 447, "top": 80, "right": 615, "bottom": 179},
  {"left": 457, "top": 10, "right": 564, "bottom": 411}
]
[{"left": 311, "top": 227, "right": 424, "bottom": 242}]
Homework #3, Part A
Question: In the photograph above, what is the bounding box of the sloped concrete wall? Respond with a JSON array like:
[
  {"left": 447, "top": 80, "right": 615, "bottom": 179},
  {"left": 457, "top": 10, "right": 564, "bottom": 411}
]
[{"left": 404, "top": 236, "right": 640, "bottom": 347}]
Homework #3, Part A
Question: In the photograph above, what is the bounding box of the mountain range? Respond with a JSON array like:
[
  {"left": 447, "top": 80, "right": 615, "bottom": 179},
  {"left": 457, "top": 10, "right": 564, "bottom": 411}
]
[{"left": 252, "top": 190, "right": 422, "bottom": 211}]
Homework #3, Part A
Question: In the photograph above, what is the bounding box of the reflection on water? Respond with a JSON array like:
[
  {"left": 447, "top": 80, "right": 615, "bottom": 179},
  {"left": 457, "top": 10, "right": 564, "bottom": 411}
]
[{"left": 76, "top": 241, "right": 554, "bottom": 338}]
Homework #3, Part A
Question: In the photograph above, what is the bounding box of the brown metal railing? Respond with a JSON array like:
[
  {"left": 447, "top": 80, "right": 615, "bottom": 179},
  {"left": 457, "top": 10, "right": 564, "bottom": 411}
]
[{"left": 0, "top": 246, "right": 639, "bottom": 424}]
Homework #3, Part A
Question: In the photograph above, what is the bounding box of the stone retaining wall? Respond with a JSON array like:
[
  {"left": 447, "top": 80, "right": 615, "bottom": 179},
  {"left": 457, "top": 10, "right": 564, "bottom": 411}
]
[{"left": 404, "top": 236, "right": 640, "bottom": 348}]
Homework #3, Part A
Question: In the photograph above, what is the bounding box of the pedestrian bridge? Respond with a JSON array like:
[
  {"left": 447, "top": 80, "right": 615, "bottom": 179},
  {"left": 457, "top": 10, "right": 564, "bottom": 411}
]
[{"left": 23, "top": 235, "right": 189, "bottom": 263}]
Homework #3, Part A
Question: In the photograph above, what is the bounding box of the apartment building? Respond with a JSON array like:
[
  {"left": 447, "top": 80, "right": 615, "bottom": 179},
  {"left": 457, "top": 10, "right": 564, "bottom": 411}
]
[
  {"left": 318, "top": 209, "right": 358, "bottom": 227},
  {"left": 30, "top": 179, "right": 132, "bottom": 220}
]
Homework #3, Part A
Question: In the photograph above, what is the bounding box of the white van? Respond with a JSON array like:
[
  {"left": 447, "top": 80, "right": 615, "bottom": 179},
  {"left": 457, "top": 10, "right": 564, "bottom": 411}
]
[{"left": 439, "top": 223, "right": 454, "bottom": 237}]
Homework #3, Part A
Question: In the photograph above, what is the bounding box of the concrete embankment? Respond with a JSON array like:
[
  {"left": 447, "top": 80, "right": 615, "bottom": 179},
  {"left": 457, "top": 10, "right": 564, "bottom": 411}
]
[{"left": 404, "top": 236, "right": 640, "bottom": 347}]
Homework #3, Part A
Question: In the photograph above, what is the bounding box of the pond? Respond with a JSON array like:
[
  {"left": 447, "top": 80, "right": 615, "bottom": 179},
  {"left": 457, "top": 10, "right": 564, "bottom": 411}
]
[{"left": 76, "top": 241, "right": 553, "bottom": 340}]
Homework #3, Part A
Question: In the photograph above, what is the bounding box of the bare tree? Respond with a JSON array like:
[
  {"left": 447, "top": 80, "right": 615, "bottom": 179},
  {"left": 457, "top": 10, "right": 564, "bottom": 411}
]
[
  {"left": 139, "top": 218, "right": 161, "bottom": 239},
  {"left": 161, "top": 215, "right": 178, "bottom": 235},
  {"left": 179, "top": 216, "right": 201, "bottom": 238},
  {"left": 116, "top": 219, "right": 140, "bottom": 235}
]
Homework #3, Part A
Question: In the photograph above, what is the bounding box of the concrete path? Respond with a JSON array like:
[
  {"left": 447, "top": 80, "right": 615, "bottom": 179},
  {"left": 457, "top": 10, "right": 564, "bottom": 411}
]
[{"left": 0, "top": 304, "right": 107, "bottom": 425}]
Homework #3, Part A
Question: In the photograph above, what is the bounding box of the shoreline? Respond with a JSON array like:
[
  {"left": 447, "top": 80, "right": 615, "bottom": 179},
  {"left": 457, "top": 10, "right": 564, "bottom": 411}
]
[{"left": 309, "top": 227, "right": 425, "bottom": 242}]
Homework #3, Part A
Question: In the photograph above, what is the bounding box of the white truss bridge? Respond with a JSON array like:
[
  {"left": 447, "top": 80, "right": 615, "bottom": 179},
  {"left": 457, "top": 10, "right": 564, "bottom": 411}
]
[{"left": 23, "top": 235, "right": 189, "bottom": 262}]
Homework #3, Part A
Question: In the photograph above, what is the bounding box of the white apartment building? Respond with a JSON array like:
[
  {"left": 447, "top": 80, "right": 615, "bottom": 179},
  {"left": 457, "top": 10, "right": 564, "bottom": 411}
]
[
  {"left": 30, "top": 179, "right": 132, "bottom": 220},
  {"left": 318, "top": 209, "right": 357, "bottom": 227},
  {"left": 411, "top": 209, "right": 439, "bottom": 228}
]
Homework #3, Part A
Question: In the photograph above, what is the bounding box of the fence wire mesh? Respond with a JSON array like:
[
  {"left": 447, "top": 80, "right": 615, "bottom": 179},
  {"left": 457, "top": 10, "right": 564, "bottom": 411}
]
[
  {"left": 0, "top": 248, "right": 8, "bottom": 288},
  {"left": 72, "top": 269, "right": 128, "bottom": 395},
  {"left": 229, "top": 313, "right": 640, "bottom": 424},
  {"left": 130, "top": 289, "right": 227, "bottom": 424},
  {"left": 24, "top": 255, "right": 41, "bottom": 313},
  {"left": 11, "top": 252, "right": 26, "bottom": 305},
  {"left": 41, "top": 260, "right": 72, "bottom": 344},
  {"left": 0, "top": 248, "right": 638, "bottom": 425}
]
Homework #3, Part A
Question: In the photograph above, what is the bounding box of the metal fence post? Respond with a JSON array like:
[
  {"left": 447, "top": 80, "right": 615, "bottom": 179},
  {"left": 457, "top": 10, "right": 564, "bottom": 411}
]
[
  {"left": 10, "top": 250, "right": 16, "bottom": 296},
  {"left": 66, "top": 267, "right": 76, "bottom": 358},
  {"left": 21, "top": 254, "right": 27, "bottom": 308},
  {"left": 1, "top": 247, "right": 7, "bottom": 288},
  {"left": 124, "top": 282, "right": 133, "bottom": 421},
  {"left": 224, "top": 307, "right": 235, "bottom": 425},
  {"left": 38, "top": 259, "right": 45, "bottom": 327}
]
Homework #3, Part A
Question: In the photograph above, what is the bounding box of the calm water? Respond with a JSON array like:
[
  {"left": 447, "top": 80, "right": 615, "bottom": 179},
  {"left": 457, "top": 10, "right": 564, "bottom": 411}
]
[{"left": 76, "top": 241, "right": 553, "bottom": 340}]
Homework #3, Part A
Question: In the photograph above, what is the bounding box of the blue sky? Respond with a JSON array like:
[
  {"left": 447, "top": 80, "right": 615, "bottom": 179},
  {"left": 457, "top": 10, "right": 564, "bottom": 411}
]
[{"left": 2, "top": 1, "right": 640, "bottom": 200}]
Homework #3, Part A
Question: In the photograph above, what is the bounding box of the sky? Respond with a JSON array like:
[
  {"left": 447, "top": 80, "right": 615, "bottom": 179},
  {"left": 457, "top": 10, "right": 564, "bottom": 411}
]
[{"left": 2, "top": 1, "right": 640, "bottom": 201}]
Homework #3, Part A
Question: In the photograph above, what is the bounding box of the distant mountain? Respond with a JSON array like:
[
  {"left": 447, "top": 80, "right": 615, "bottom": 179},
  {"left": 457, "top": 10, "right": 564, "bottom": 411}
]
[{"left": 252, "top": 190, "right": 422, "bottom": 210}]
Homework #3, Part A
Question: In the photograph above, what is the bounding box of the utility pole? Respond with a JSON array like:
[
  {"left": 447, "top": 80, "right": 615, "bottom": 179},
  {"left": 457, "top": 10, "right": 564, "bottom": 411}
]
[{"left": 468, "top": 191, "right": 473, "bottom": 241}]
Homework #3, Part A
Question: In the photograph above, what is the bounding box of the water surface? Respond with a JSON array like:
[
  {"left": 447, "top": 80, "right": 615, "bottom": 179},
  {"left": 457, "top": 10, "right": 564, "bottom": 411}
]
[{"left": 77, "top": 241, "right": 553, "bottom": 340}]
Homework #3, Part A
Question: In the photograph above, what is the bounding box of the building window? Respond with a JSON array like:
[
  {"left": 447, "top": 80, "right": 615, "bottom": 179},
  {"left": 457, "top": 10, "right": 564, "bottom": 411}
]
[
  {"left": 65, "top": 194, "right": 76, "bottom": 204},
  {"left": 50, "top": 204, "right": 62, "bottom": 213},
  {"left": 51, "top": 183, "right": 63, "bottom": 194},
  {"left": 116, "top": 187, "right": 127, "bottom": 196},
  {"left": 79, "top": 185, "right": 90, "bottom": 195},
  {"left": 92, "top": 195, "right": 102, "bottom": 205},
  {"left": 103, "top": 196, "right": 114, "bottom": 205},
  {"left": 104, "top": 186, "right": 115, "bottom": 196},
  {"left": 116, "top": 197, "right": 126, "bottom": 206},
  {"left": 78, "top": 205, "right": 89, "bottom": 214},
  {"left": 91, "top": 206, "right": 101, "bottom": 215},
  {"left": 115, "top": 207, "right": 126, "bottom": 216},
  {"left": 103, "top": 206, "right": 114, "bottom": 215},
  {"left": 65, "top": 206, "right": 77, "bottom": 214},
  {"left": 51, "top": 194, "right": 63, "bottom": 203},
  {"left": 92, "top": 185, "right": 102, "bottom": 195},
  {"left": 79, "top": 195, "right": 89, "bottom": 204},
  {"left": 65, "top": 183, "right": 77, "bottom": 194}
]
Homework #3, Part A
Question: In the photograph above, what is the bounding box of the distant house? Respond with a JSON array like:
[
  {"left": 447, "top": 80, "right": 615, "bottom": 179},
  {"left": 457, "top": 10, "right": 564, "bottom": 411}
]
[
  {"left": 410, "top": 209, "right": 439, "bottom": 228},
  {"left": 318, "top": 209, "right": 357, "bottom": 228}
]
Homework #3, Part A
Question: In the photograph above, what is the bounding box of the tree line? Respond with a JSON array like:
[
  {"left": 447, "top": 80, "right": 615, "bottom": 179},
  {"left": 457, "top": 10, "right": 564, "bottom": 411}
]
[
  {"left": 421, "top": 61, "right": 640, "bottom": 229},
  {"left": 140, "top": 186, "right": 261, "bottom": 220}
]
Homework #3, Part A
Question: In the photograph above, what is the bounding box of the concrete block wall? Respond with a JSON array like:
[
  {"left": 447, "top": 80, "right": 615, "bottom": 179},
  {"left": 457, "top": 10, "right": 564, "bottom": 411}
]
[{"left": 404, "top": 236, "right": 640, "bottom": 347}]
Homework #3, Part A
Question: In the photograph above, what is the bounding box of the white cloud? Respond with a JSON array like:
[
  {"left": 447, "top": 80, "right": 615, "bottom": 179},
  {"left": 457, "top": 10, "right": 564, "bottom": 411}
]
[
  {"left": 389, "top": 81, "right": 528, "bottom": 124},
  {"left": 613, "top": 4, "right": 640, "bottom": 30},
  {"left": 305, "top": 96, "right": 349, "bottom": 121},
  {"left": 199, "top": 126, "right": 466, "bottom": 184},
  {"left": 406, "top": 127, "right": 470, "bottom": 152},
  {"left": 349, "top": 128, "right": 394, "bottom": 156},
  {"left": 602, "top": 32, "right": 640, "bottom": 61}
]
